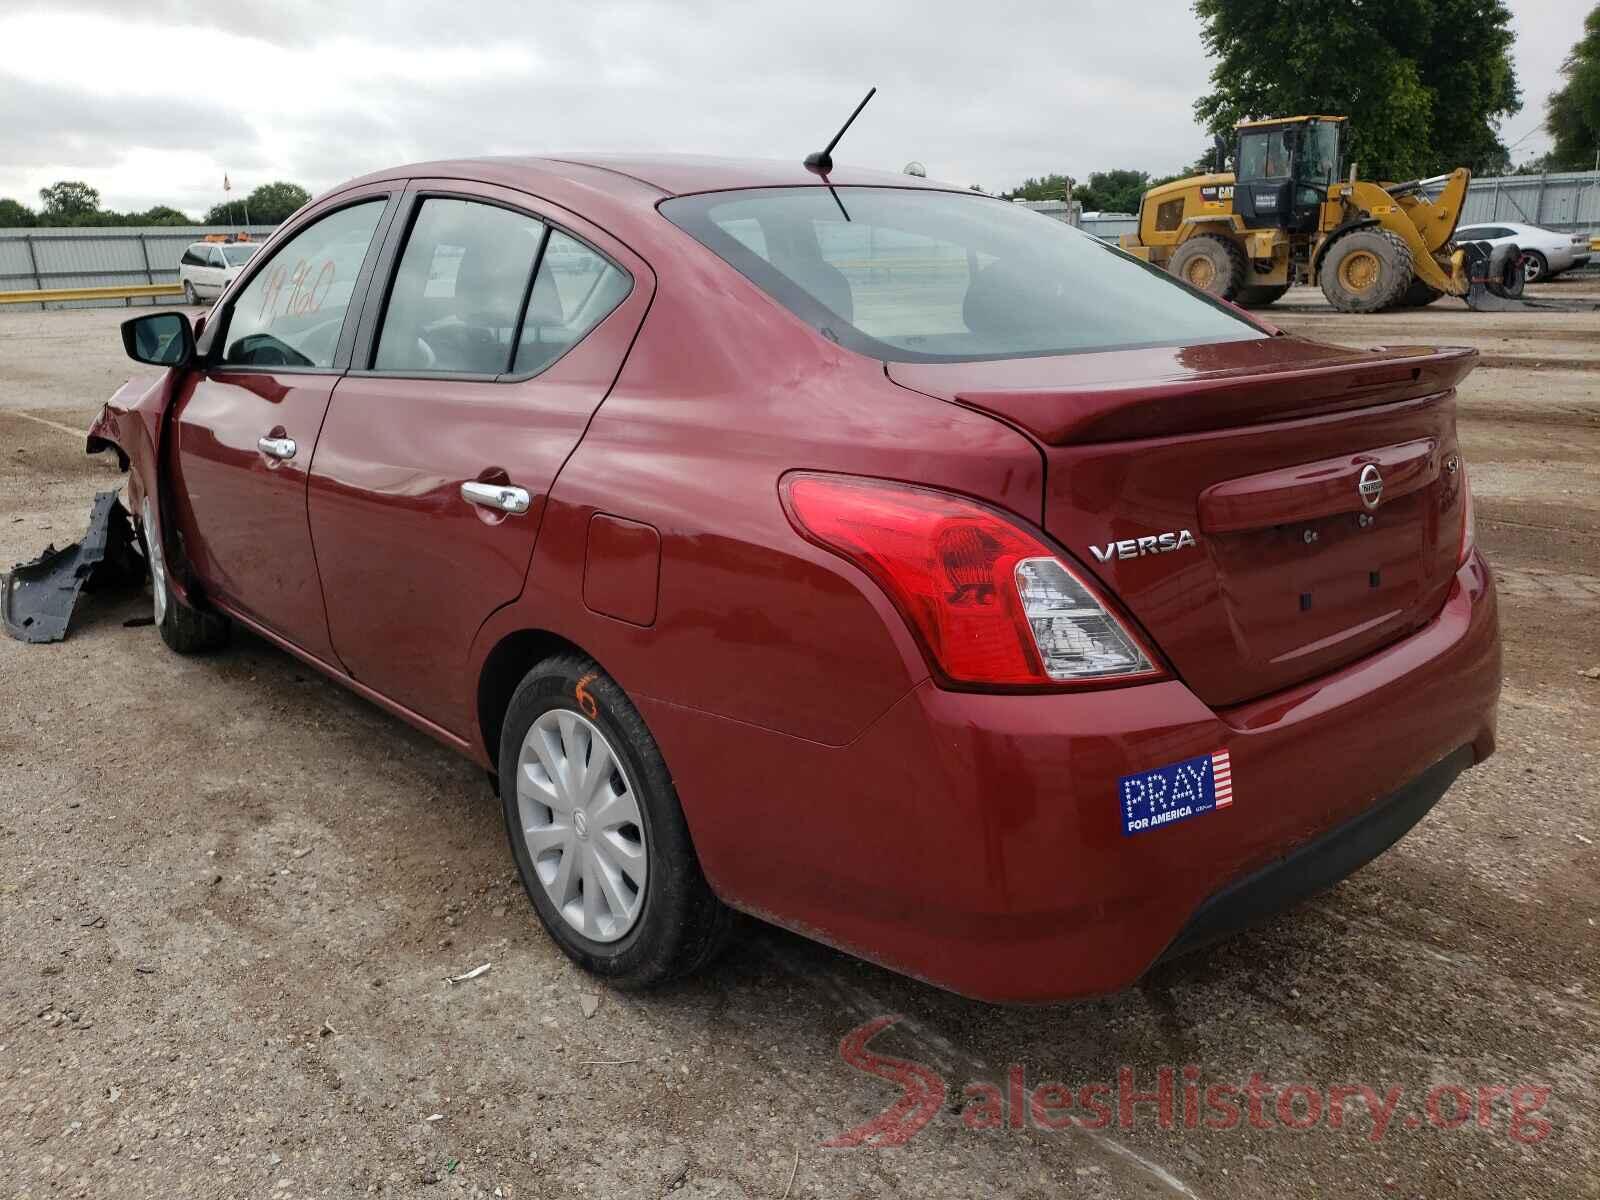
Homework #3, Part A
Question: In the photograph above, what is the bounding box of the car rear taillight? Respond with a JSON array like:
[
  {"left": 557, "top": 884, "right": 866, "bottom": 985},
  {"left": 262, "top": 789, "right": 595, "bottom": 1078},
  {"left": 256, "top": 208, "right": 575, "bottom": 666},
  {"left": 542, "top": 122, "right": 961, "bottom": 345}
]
[{"left": 781, "top": 473, "right": 1163, "bottom": 689}]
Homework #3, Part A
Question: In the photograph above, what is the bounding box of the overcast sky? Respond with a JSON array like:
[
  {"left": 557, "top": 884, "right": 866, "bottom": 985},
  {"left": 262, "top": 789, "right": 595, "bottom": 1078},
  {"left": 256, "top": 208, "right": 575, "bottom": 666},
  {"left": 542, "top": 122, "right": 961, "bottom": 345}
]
[{"left": 0, "top": 0, "right": 1589, "bottom": 216}]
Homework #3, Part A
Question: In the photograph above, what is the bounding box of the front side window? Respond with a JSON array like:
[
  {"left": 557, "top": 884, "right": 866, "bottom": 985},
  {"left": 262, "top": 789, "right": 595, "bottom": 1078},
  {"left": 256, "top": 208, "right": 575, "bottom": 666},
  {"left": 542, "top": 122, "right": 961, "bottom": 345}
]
[
  {"left": 375, "top": 198, "right": 547, "bottom": 374},
  {"left": 222, "top": 200, "right": 385, "bottom": 369},
  {"left": 208, "top": 246, "right": 229, "bottom": 268},
  {"left": 221, "top": 244, "right": 259, "bottom": 267},
  {"left": 1238, "top": 130, "right": 1292, "bottom": 180},
  {"left": 662, "top": 187, "right": 1260, "bottom": 363}
]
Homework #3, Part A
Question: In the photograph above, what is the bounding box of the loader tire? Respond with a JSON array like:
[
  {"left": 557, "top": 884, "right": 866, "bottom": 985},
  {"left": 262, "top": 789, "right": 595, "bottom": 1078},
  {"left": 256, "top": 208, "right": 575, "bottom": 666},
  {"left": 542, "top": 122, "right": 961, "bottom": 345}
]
[
  {"left": 1320, "top": 229, "right": 1413, "bottom": 313},
  {"left": 1237, "top": 284, "right": 1289, "bottom": 308},
  {"left": 1168, "top": 234, "right": 1247, "bottom": 301},
  {"left": 1398, "top": 278, "right": 1444, "bottom": 307}
]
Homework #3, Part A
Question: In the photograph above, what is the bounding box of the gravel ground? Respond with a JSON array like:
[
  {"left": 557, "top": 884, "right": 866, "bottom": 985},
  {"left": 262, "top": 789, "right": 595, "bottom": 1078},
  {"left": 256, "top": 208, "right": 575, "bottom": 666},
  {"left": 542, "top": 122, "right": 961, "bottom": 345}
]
[{"left": 2, "top": 290, "right": 1597, "bottom": 1199}]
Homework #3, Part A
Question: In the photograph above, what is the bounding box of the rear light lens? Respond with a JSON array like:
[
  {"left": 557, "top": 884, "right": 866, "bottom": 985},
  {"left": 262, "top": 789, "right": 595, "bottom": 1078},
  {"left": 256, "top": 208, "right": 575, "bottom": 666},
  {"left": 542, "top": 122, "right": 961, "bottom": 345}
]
[
  {"left": 781, "top": 473, "right": 1162, "bottom": 688},
  {"left": 1458, "top": 458, "right": 1476, "bottom": 565}
]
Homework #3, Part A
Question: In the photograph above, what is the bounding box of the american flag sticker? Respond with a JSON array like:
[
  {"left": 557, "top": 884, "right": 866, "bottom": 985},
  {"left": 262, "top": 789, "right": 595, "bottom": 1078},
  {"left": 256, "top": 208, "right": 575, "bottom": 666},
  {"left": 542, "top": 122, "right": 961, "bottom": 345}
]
[
  {"left": 1118, "top": 748, "right": 1236, "bottom": 836},
  {"left": 1212, "top": 748, "right": 1233, "bottom": 808}
]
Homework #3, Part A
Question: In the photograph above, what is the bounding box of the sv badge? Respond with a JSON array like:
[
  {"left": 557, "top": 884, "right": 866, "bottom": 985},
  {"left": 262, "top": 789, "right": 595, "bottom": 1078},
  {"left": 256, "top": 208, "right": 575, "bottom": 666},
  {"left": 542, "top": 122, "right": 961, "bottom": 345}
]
[{"left": 1091, "top": 530, "right": 1197, "bottom": 563}]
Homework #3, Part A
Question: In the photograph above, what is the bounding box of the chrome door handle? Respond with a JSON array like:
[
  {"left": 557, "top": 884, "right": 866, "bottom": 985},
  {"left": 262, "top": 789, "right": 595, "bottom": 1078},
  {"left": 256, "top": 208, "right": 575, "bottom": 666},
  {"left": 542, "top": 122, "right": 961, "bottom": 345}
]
[
  {"left": 461, "top": 481, "right": 531, "bottom": 515},
  {"left": 257, "top": 435, "right": 297, "bottom": 461}
]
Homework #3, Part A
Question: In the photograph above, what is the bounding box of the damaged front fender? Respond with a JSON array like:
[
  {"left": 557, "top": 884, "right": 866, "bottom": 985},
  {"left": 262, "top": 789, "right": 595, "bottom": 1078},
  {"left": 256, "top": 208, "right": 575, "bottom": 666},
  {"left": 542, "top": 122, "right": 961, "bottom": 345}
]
[{"left": 83, "top": 363, "right": 202, "bottom": 613}]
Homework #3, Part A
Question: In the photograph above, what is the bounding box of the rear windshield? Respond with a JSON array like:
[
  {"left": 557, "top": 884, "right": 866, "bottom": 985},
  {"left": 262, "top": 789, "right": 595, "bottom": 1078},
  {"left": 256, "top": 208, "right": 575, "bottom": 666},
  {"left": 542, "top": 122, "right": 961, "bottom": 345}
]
[{"left": 660, "top": 187, "right": 1262, "bottom": 363}]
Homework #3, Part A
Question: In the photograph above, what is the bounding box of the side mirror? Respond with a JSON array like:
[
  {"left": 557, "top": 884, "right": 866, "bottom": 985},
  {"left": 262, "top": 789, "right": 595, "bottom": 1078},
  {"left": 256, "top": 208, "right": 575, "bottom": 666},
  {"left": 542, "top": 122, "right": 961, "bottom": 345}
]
[
  {"left": 1213, "top": 133, "right": 1230, "bottom": 172},
  {"left": 121, "top": 311, "right": 194, "bottom": 368}
]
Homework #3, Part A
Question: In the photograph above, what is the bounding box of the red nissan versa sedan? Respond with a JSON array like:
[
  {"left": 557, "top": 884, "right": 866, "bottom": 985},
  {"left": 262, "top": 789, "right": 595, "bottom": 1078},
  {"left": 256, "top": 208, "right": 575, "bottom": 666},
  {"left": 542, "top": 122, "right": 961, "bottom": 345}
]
[{"left": 93, "top": 155, "right": 1500, "bottom": 1003}]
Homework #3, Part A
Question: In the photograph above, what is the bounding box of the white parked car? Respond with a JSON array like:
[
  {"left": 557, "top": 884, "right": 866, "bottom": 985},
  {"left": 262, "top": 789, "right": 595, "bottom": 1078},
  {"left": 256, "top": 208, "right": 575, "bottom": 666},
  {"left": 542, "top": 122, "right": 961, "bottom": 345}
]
[
  {"left": 177, "top": 240, "right": 261, "bottom": 305},
  {"left": 1454, "top": 221, "right": 1592, "bottom": 282}
]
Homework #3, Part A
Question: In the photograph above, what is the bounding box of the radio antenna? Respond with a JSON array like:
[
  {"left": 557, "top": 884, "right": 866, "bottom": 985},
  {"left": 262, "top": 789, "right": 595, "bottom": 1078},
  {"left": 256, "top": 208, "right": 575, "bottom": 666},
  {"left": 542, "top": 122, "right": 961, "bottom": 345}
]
[{"left": 804, "top": 86, "right": 876, "bottom": 222}]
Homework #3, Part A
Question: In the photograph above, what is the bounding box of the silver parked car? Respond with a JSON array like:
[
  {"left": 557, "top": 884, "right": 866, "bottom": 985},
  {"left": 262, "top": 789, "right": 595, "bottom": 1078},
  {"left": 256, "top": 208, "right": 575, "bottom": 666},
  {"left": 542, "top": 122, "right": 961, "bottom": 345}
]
[
  {"left": 1454, "top": 221, "right": 1592, "bottom": 282},
  {"left": 177, "top": 239, "right": 261, "bottom": 305}
]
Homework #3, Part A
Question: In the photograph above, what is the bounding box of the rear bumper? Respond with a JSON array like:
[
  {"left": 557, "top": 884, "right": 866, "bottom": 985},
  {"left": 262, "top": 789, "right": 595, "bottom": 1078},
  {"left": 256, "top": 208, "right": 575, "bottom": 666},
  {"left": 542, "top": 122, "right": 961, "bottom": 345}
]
[
  {"left": 648, "top": 551, "right": 1500, "bottom": 1003},
  {"left": 1158, "top": 743, "right": 1473, "bottom": 962}
]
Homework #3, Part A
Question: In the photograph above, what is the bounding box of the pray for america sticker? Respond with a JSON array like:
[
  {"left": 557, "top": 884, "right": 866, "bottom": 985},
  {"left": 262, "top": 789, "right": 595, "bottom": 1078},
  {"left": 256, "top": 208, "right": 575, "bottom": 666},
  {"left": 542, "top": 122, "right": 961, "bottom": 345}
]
[{"left": 1119, "top": 749, "right": 1233, "bottom": 836}]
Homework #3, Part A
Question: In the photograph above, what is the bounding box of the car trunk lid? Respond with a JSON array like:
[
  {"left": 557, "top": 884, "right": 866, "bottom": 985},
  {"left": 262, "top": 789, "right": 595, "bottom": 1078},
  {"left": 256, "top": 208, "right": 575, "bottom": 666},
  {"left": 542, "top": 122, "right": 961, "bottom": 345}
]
[{"left": 888, "top": 337, "right": 1477, "bottom": 707}]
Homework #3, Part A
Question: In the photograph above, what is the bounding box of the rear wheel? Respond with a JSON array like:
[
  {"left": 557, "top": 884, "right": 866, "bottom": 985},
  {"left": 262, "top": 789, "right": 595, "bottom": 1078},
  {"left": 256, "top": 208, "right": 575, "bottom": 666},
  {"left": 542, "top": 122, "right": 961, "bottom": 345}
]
[
  {"left": 1168, "top": 234, "right": 1247, "bottom": 301},
  {"left": 499, "top": 654, "right": 734, "bottom": 988},
  {"left": 1320, "top": 229, "right": 1413, "bottom": 313},
  {"left": 1521, "top": 251, "right": 1548, "bottom": 284},
  {"left": 182, "top": 279, "right": 199, "bottom": 306},
  {"left": 1236, "top": 284, "right": 1289, "bottom": 309}
]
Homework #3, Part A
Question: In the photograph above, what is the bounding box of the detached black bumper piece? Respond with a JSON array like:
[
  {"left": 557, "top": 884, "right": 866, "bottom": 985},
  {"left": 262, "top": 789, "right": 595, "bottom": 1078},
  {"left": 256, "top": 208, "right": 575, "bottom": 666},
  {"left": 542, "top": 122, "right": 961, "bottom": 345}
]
[
  {"left": 1, "top": 491, "right": 143, "bottom": 643},
  {"left": 1160, "top": 745, "right": 1475, "bottom": 961}
]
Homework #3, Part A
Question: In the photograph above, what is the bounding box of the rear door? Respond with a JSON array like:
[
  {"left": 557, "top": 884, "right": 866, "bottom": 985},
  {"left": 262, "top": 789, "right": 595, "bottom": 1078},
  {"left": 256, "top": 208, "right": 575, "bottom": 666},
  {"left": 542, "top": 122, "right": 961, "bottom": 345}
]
[
  {"left": 306, "top": 180, "right": 653, "bottom": 734},
  {"left": 169, "top": 190, "right": 398, "bottom": 663}
]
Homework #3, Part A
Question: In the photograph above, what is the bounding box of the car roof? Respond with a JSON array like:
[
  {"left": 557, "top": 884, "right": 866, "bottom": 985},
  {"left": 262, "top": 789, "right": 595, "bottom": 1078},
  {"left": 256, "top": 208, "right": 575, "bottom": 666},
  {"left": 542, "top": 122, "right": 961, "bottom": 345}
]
[{"left": 330, "top": 153, "right": 961, "bottom": 208}]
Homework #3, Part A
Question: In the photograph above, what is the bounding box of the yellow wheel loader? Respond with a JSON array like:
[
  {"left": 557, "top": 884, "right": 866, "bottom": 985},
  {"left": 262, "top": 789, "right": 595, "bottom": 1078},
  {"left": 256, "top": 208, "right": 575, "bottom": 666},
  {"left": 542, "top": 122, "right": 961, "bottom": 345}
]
[{"left": 1119, "top": 116, "right": 1523, "bottom": 312}]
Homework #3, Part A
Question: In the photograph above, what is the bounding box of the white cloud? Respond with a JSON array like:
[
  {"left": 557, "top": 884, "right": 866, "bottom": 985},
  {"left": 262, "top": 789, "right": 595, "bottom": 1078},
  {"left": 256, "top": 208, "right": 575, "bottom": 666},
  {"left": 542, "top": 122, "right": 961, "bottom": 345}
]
[{"left": 0, "top": 0, "right": 1586, "bottom": 216}]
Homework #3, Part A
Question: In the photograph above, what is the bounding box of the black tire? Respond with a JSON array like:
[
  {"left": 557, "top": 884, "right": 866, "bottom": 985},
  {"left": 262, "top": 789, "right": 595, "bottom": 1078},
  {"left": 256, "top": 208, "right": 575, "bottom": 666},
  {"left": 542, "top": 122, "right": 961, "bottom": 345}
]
[
  {"left": 182, "top": 279, "right": 199, "bottom": 307},
  {"left": 137, "top": 498, "right": 230, "bottom": 654},
  {"left": 1498, "top": 251, "right": 1526, "bottom": 298},
  {"left": 1236, "top": 284, "right": 1289, "bottom": 308},
  {"left": 1398, "top": 277, "right": 1445, "bottom": 307},
  {"left": 498, "top": 654, "right": 734, "bottom": 988},
  {"left": 1521, "top": 251, "right": 1548, "bottom": 284},
  {"left": 1168, "top": 234, "right": 1247, "bottom": 301},
  {"left": 1319, "top": 228, "right": 1414, "bottom": 313}
]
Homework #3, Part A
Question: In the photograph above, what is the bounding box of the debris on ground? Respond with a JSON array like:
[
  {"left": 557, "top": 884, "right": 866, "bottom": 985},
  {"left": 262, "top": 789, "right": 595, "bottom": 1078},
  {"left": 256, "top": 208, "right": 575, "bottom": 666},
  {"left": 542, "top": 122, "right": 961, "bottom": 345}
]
[
  {"left": 447, "top": 963, "right": 491, "bottom": 984},
  {"left": 579, "top": 993, "right": 600, "bottom": 1019},
  {"left": 1, "top": 490, "right": 143, "bottom": 643}
]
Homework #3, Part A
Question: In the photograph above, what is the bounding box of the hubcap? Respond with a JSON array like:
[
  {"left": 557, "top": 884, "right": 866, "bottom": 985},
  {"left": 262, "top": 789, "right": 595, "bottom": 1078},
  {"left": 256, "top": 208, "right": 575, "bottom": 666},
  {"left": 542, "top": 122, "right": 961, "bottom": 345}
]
[
  {"left": 140, "top": 498, "right": 167, "bottom": 626},
  {"left": 1523, "top": 256, "right": 1542, "bottom": 282},
  {"left": 1339, "top": 249, "right": 1381, "bottom": 293},
  {"left": 516, "top": 708, "right": 646, "bottom": 943}
]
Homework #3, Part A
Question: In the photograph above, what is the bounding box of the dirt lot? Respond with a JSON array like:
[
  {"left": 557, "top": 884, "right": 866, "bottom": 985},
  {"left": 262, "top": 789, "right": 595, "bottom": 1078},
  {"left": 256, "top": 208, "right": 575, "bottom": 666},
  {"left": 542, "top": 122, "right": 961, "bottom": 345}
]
[{"left": 2, "top": 287, "right": 1597, "bottom": 1199}]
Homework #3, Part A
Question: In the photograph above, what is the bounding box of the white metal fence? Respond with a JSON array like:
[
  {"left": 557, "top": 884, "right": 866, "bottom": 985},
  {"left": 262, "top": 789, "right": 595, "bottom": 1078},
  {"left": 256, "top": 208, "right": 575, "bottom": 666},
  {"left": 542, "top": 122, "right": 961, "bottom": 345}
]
[
  {"left": 0, "top": 225, "right": 278, "bottom": 309},
  {"left": 1018, "top": 171, "right": 1600, "bottom": 242},
  {"left": 1456, "top": 171, "right": 1600, "bottom": 232}
]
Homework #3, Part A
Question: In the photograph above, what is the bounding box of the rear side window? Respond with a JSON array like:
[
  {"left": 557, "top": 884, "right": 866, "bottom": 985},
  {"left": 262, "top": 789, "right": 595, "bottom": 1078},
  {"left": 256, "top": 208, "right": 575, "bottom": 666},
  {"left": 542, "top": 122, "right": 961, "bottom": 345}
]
[
  {"left": 661, "top": 187, "right": 1261, "bottom": 363},
  {"left": 375, "top": 198, "right": 547, "bottom": 374},
  {"left": 180, "top": 245, "right": 206, "bottom": 267},
  {"left": 223, "top": 200, "right": 385, "bottom": 368},
  {"left": 512, "top": 231, "right": 632, "bottom": 376}
]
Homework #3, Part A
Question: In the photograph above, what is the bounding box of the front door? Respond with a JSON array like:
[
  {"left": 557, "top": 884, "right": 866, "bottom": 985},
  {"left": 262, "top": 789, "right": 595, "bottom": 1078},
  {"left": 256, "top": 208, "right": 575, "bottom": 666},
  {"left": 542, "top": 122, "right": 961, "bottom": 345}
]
[
  {"left": 307, "top": 182, "right": 652, "bottom": 734},
  {"left": 169, "top": 193, "right": 394, "bottom": 663}
]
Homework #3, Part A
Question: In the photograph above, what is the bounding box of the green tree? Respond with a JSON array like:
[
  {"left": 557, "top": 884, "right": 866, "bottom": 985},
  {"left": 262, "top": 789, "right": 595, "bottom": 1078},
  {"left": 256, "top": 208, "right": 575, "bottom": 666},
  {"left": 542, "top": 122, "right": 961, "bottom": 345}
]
[
  {"left": 38, "top": 180, "right": 101, "bottom": 222},
  {"left": 1002, "top": 173, "right": 1076, "bottom": 201},
  {"left": 1192, "top": 0, "right": 1520, "bottom": 179},
  {"left": 138, "top": 205, "right": 194, "bottom": 226},
  {"left": 0, "top": 197, "right": 37, "bottom": 226},
  {"left": 1075, "top": 170, "right": 1153, "bottom": 213},
  {"left": 1546, "top": 4, "right": 1600, "bottom": 169}
]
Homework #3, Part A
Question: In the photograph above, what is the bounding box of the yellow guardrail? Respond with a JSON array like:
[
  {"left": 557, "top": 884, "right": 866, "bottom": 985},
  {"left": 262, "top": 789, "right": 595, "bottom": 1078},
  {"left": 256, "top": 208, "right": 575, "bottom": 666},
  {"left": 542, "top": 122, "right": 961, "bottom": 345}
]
[{"left": 0, "top": 283, "right": 184, "bottom": 306}]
